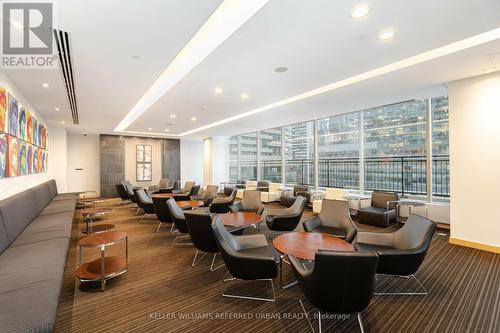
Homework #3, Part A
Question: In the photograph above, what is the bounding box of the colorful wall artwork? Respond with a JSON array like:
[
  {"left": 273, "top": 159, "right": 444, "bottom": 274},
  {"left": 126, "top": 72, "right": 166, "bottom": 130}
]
[
  {"left": 0, "top": 88, "right": 6, "bottom": 132},
  {"left": 0, "top": 88, "right": 48, "bottom": 178}
]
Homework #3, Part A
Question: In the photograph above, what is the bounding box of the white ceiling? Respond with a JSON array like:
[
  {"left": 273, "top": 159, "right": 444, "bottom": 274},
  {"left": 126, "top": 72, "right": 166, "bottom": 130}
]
[{"left": 4, "top": 0, "right": 500, "bottom": 139}]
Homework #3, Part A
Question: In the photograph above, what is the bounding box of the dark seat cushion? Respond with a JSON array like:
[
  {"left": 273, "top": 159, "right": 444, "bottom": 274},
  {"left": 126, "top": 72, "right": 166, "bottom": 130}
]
[
  {"left": 354, "top": 242, "right": 395, "bottom": 253},
  {"left": 309, "top": 225, "right": 347, "bottom": 239},
  {"left": 0, "top": 190, "right": 39, "bottom": 244},
  {"left": 11, "top": 212, "right": 74, "bottom": 247},
  {"left": 357, "top": 206, "right": 396, "bottom": 228}
]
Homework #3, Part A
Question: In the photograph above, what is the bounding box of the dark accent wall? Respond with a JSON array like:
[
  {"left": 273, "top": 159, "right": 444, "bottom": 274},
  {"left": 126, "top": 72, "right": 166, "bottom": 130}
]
[
  {"left": 161, "top": 139, "right": 180, "bottom": 182},
  {"left": 100, "top": 135, "right": 125, "bottom": 198}
]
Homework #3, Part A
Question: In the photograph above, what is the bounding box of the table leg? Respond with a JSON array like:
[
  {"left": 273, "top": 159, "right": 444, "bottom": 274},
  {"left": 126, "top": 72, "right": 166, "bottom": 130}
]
[
  {"left": 280, "top": 255, "right": 298, "bottom": 289},
  {"left": 100, "top": 246, "right": 106, "bottom": 291}
]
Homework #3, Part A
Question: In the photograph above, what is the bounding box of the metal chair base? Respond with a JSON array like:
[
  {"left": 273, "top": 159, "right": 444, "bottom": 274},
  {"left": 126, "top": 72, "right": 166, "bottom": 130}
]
[
  {"left": 299, "top": 299, "right": 365, "bottom": 333},
  {"left": 374, "top": 273, "right": 427, "bottom": 296},
  {"left": 222, "top": 274, "right": 276, "bottom": 302},
  {"left": 191, "top": 251, "right": 225, "bottom": 271},
  {"left": 172, "top": 233, "right": 193, "bottom": 246}
]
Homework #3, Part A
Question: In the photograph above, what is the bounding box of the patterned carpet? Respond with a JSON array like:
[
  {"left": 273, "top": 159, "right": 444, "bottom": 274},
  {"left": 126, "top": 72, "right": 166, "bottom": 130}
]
[{"left": 54, "top": 200, "right": 500, "bottom": 333}]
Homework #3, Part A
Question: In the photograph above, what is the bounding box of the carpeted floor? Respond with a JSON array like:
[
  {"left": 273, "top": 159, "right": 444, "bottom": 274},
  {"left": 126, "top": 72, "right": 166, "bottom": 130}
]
[{"left": 54, "top": 200, "right": 500, "bottom": 333}]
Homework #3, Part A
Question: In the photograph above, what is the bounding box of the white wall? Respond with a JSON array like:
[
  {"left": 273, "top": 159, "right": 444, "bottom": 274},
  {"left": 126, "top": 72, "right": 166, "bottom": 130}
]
[
  {"left": 0, "top": 71, "right": 54, "bottom": 200},
  {"left": 180, "top": 139, "right": 203, "bottom": 186},
  {"left": 125, "top": 137, "right": 162, "bottom": 188},
  {"left": 67, "top": 133, "right": 100, "bottom": 195},
  {"left": 448, "top": 72, "right": 500, "bottom": 249},
  {"left": 47, "top": 125, "right": 68, "bottom": 193}
]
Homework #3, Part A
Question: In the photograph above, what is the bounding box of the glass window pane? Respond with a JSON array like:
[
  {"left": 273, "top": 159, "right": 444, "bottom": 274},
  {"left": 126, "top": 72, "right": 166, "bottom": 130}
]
[
  {"left": 259, "top": 128, "right": 282, "bottom": 182},
  {"left": 317, "top": 112, "right": 360, "bottom": 189},
  {"left": 431, "top": 96, "right": 450, "bottom": 198},
  {"left": 239, "top": 132, "right": 257, "bottom": 181},
  {"left": 283, "top": 121, "right": 314, "bottom": 186},
  {"left": 363, "top": 100, "right": 427, "bottom": 195}
]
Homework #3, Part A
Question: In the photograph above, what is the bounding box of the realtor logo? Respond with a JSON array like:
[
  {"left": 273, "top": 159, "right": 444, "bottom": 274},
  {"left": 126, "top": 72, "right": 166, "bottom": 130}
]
[{"left": 1, "top": 2, "right": 55, "bottom": 68}]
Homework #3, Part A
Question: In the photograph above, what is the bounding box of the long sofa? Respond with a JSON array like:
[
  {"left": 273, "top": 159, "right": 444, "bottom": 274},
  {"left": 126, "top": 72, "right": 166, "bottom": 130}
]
[{"left": 0, "top": 180, "right": 77, "bottom": 333}]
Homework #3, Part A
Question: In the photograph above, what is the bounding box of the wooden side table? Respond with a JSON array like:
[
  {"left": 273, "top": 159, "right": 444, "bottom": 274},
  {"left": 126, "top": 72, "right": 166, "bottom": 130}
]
[{"left": 76, "top": 231, "right": 128, "bottom": 291}]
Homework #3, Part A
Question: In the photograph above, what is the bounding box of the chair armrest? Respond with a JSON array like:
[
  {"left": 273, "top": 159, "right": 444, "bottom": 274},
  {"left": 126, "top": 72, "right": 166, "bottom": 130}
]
[
  {"left": 302, "top": 216, "right": 321, "bottom": 232},
  {"left": 257, "top": 203, "right": 265, "bottom": 215},
  {"left": 237, "top": 234, "right": 269, "bottom": 250},
  {"left": 356, "top": 231, "right": 394, "bottom": 247},
  {"left": 230, "top": 203, "right": 242, "bottom": 212},
  {"left": 289, "top": 254, "right": 313, "bottom": 278}
]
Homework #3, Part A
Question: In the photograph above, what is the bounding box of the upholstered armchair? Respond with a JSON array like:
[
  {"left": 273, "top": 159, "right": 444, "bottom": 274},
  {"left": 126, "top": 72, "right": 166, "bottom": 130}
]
[
  {"left": 354, "top": 214, "right": 436, "bottom": 295},
  {"left": 312, "top": 188, "right": 348, "bottom": 213},
  {"left": 280, "top": 185, "right": 310, "bottom": 208},
  {"left": 303, "top": 199, "right": 357, "bottom": 243},
  {"left": 172, "top": 181, "right": 195, "bottom": 195},
  {"left": 191, "top": 185, "right": 219, "bottom": 206},
  {"left": 230, "top": 190, "right": 264, "bottom": 215},
  {"left": 209, "top": 189, "right": 237, "bottom": 213},
  {"left": 260, "top": 182, "right": 283, "bottom": 203},
  {"left": 357, "top": 191, "right": 399, "bottom": 227},
  {"left": 265, "top": 196, "right": 306, "bottom": 232}
]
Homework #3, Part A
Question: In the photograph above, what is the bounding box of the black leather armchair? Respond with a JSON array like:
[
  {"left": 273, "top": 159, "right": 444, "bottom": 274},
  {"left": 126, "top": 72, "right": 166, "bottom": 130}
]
[
  {"left": 184, "top": 211, "right": 224, "bottom": 271},
  {"left": 166, "top": 198, "right": 192, "bottom": 245},
  {"left": 265, "top": 196, "right": 306, "bottom": 232},
  {"left": 209, "top": 189, "right": 236, "bottom": 213},
  {"left": 134, "top": 189, "right": 155, "bottom": 220},
  {"left": 124, "top": 184, "right": 137, "bottom": 204},
  {"left": 172, "top": 181, "right": 195, "bottom": 195},
  {"left": 152, "top": 197, "right": 172, "bottom": 232},
  {"left": 355, "top": 214, "right": 436, "bottom": 295},
  {"left": 212, "top": 216, "right": 280, "bottom": 301},
  {"left": 116, "top": 183, "right": 130, "bottom": 202},
  {"left": 191, "top": 185, "right": 218, "bottom": 206},
  {"left": 357, "top": 191, "right": 399, "bottom": 227},
  {"left": 223, "top": 180, "right": 245, "bottom": 196},
  {"left": 289, "top": 250, "right": 378, "bottom": 333},
  {"left": 230, "top": 190, "right": 264, "bottom": 215},
  {"left": 280, "top": 185, "right": 310, "bottom": 208},
  {"left": 256, "top": 181, "right": 270, "bottom": 192},
  {"left": 303, "top": 199, "right": 357, "bottom": 243}
]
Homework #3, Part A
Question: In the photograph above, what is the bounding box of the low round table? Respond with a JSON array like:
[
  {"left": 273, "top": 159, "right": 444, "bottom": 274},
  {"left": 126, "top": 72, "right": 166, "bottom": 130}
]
[
  {"left": 177, "top": 200, "right": 204, "bottom": 210},
  {"left": 273, "top": 231, "right": 354, "bottom": 288},
  {"left": 76, "top": 231, "right": 128, "bottom": 291},
  {"left": 217, "top": 212, "right": 263, "bottom": 228},
  {"left": 81, "top": 209, "right": 114, "bottom": 234}
]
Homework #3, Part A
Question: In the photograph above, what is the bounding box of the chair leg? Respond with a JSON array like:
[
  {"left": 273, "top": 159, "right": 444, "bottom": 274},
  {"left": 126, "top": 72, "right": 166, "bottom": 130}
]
[
  {"left": 299, "top": 299, "right": 315, "bottom": 333},
  {"left": 222, "top": 278, "right": 276, "bottom": 302},
  {"left": 357, "top": 313, "right": 365, "bottom": 333},
  {"left": 299, "top": 299, "right": 363, "bottom": 333},
  {"left": 170, "top": 223, "right": 177, "bottom": 233},
  {"left": 374, "top": 274, "right": 427, "bottom": 296},
  {"left": 191, "top": 250, "right": 207, "bottom": 267},
  {"left": 209, "top": 253, "right": 225, "bottom": 272},
  {"left": 156, "top": 222, "right": 163, "bottom": 232},
  {"left": 172, "top": 233, "right": 193, "bottom": 246}
]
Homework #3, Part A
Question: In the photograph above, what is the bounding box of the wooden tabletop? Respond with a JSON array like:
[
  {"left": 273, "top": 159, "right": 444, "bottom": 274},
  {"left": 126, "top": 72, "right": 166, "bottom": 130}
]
[
  {"left": 272, "top": 231, "right": 353, "bottom": 260},
  {"left": 177, "top": 200, "right": 204, "bottom": 209},
  {"left": 217, "top": 212, "right": 263, "bottom": 227},
  {"left": 79, "top": 231, "right": 127, "bottom": 248}
]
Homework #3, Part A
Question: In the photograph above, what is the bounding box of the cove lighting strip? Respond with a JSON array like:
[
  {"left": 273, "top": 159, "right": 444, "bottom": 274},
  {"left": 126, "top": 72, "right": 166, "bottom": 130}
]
[
  {"left": 179, "top": 27, "right": 500, "bottom": 136},
  {"left": 114, "top": 0, "right": 270, "bottom": 133}
]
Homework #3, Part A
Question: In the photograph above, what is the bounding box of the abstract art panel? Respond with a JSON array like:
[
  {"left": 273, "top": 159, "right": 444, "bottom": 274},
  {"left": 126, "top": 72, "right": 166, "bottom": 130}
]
[
  {"left": 19, "top": 106, "right": 27, "bottom": 141},
  {"left": 19, "top": 142, "right": 27, "bottom": 175},
  {"left": 0, "top": 88, "right": 6, "bottom": 132},
  {"left": 0, "top": 133, "right": 6, "bottom": 178},
  {"left": 37, "top": 148, "right": 43, "bottom": 173},
  {"left": 136, "top": 163, "right": 152, "bottom": 182},
  {"left": 7, "top": 135, "right": 19, "bottom": 177},
  {"left": 42, "top": 150, "right": 47, "bottom": 172},
  {"left": 8, "top": 94, "right": 18, "bottom": 136},
  {"left": 37, "top": 123, "right": 42, "bottom": 147},
  {"left": 32, "top": 118, "right": 38, "bottom": 146},
  {"left": 27, "top": 144, "right": 33, "bottom": 174},
  {"left": 41, "top": 126, "right": 47, "bottom": 149},
  {"left": 33, "top": 146, "right": 38, "bottom": 173},
  {"left": 26, "top": 111, "right": 33, "bottom": 143}
]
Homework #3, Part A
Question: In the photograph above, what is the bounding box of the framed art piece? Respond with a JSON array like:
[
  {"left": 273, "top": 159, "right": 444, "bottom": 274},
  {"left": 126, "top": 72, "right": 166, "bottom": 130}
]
[
  {"left": 19, "top": 106, "right": 26, "bottom": 141},
  {"left": 0, "top": 88, "right": 6, "bottom": 132},
  {"left": 26, "top": 111, "right": 33, "bottom": 143},
  {"left": 7, "top": 135, "right": 19, "bottom": 176},
  {"left": 0, "top": 133, "right": 6, "bottom": 178},
  {"left": 136, "top": 144, "right": 152, "bottom": 181},
  {"left": 19, "top": 142, "right": 27, "bottom": 175},
  {"left": 8, "top": 94, "right": 18, "bottom": 137},
  {"left": 27, "top": 144, "right": 33, "bottom": 174}
]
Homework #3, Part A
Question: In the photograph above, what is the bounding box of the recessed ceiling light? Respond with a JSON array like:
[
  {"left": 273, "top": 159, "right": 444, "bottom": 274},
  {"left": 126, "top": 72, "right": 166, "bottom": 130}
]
[
  {"left": 351, "top": 5, "right": 371, "bottom": 19},
  {"left": 113, "top": 0, "right": 270, "bottom": 133},
  {"left": 164, "top": 129, "right": 170, "bottom": 132},
  {"left": 60, "top": 121, "right": 65, "bottom": 124},
  {"left": 42, "top": 83, "right": 49, "bottom": 88},
  {"left": 275, "top": 67, "right": 288, "bottom": 73},
  {"left": 170, "top": 114, "right": 176, "bottom": 119},
  {"left": 148, "top": 127, "right": 153, "bottom": 131},
  {"left": 378, "top": 30, "right": 396, "bottom": 40},
  {"left": 179, "top": 27, "right": 500, "bottom": 136},
  {"left": 240, "top": 93, "right": 249, "bottom": 100},
  {"left": 484, "top": 67, "right": 497, "bottom": 72},
  {"left": 191, "top": 117, "right": 197, "bottom": 121},
  {"left": 214, "top": 87, "right": 223, "bottom": 94},
  {"left": 132, "top": 55, "right": 140, "bottom": 59},
  {"left": 54, "top": 107, "right": 60, "bottom": 111}
]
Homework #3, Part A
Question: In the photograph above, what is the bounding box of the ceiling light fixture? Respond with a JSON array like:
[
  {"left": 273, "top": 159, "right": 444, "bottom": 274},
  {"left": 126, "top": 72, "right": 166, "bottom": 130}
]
[
  {"left": 170, "top": 114, "right": 176, "bottom": 119},
  {"left": 148, "top": 127, "right": 153, "bottom": 131},
  {"left": 179, "top": 27, "right": 500, "bottom": 136},
  {"left": 191, "top": 117, "right": 197, "bottom": 121},
  {"left": 240, "top": 93, "right": 249, "bottom": 100},
  {"left": 54, "top": 107, "right": 60, "bottom": 111},
  {"left": 42, "top": 83, "right": 49, "bottom": 88},
  {"left": 60, "top": 121, "right": 65, "bottom": 124},
  {"left": 274, "top": 67, "right": 288, "bottom": 73},
  {"left": 164, "top": 129, "right": 170, "bottom": 132},
  {"left": 214, "top": 87, "right": 223, "bottom": 94},
  {"left": 350, "top": 5, "right": 371, "bottom": 19},
  {"left": 114, "top": 0, "right": 270, "bottom": 132},
  {"left": 484, "top": 67, "right": 497, "bottom": 72},
  {"left": 378, "top": 30, "right": 396, "bottom": 40}
]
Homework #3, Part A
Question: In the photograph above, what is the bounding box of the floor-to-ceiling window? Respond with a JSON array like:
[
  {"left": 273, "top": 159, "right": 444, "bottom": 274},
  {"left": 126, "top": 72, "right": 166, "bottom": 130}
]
[
  {"left": 229, "top": 136, "right": 239, "bottom": 182},
  {"left": 317, "top": 112, "right": 360, "bottom": 189},
  {"left": 259, "top": 128, "right": 282, "bottom": 183},
  {"left": 431, "top": 96, "right": 450, "bottom": 199},
  {"left": 239, "top": 133, "right": 257, "bottom": 181},
  {"left": 363, "top": 100, "right": 427, "bottom": 196},
  {"left": 283, "top": 121, "right": 314, "bottom": 186}
]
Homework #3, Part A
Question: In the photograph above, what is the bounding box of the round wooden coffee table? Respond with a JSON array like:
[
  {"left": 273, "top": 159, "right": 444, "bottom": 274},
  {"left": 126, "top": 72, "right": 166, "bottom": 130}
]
[
  {"left": 81, "top": 209, "right": 114, "bottom": 234},
  {"left": 273, "top": 231, "right": 354, "bottom": 288},
  {"left": 76, "top": 231, "right": 128, "bottom": 291},
  {"left": 217, "top": 212, "right": 263, "bottom": 228},
  {"left": 177, "top": 200, "right": 204, "bottom": 210}
]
